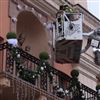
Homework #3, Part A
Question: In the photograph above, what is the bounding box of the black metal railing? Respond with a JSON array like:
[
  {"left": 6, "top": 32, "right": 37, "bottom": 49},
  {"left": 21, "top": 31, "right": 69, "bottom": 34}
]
[{"left": 0, "top": 42, "right": 97, "bottom": 100}]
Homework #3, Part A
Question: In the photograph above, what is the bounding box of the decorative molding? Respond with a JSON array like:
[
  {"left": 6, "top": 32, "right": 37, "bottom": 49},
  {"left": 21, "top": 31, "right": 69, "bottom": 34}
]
[
  {"left": 9, "top": 0, "right": 49, "bottom": 32},
  {"left": 17, "top": 4, "right": 22, "bottom": 10},
  {"left": 77, "top": 66, "right": 97, "bottom": 82},
  {"left": 80, "top": 55, "right": 100, "bottom": 76}
]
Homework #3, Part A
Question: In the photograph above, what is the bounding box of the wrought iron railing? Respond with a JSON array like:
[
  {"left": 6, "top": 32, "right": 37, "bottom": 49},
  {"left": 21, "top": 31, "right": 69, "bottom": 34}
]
[{"left": 0, "top": 42, "right": 97, "bottom": 100}]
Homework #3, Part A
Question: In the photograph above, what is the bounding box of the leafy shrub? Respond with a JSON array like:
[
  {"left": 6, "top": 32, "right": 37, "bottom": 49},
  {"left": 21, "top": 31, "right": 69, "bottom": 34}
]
[{"left": 6, "top": 32, "right": 17, "bottom": 39}]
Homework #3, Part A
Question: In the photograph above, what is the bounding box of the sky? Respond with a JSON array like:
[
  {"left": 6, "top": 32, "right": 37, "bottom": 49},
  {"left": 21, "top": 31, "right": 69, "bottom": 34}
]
[{"left": 87, "top": 0, "right": 100, "bottom": 19}]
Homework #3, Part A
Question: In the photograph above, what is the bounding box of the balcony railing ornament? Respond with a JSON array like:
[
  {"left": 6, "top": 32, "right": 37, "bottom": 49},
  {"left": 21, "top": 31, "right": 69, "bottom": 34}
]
[
  {"left": 9, "top": 49, "right": 54, "bottom": 84},
  {"left": 67, "top": 70, "right": 85, "bottom": 100},
  {"left": 56, "top": 87, "right": 65, "bottom": 98}
]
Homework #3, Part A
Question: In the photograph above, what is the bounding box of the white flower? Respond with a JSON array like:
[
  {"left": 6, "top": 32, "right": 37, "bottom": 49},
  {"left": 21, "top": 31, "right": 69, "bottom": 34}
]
[
  {"left": 43, "top": 62, "right": 46, "bottom": 65},
  {"left": 50, "top": 72, "right": 53, "bottom": 76},
  {"left": 17, "top": 54, "right": 20, "bottom": 58},
  {"left": 32, "top": 75, "right": 35, "bottom": 78},
  {"left": 65, "top": 90, "right": 69, "bottom": 94},
  {"left": 41, "top": 67, "right": 44, "bottom": 70},
  {"left": 81, "top": 95, "right": 85, "bottom": 98},
  {"left": 57, "top": 88, "right": 64, "bottom": 92},
  {"left": 44, "top": 66, "right": 46, "bottom": 68}
]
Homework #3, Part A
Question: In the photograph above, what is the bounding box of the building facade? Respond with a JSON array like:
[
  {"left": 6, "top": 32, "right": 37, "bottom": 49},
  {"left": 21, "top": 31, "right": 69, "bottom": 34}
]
[{"left": 0, "top": 0, "right": 100, "bottom": 100}]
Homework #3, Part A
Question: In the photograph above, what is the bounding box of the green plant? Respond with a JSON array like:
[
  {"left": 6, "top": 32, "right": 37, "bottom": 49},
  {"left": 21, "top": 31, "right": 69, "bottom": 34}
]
[
  {"left": 96, "top": 84, "right": 100, "bottom": 90},
  {"left": 60, "top": 5, "right": 75, "bottom": 13},
  {"left": 39, "top": 51, "right": 49, "bottom": 60},
  {"left": 71, "top": 69, "right": 79, "bottom": 78},
  {"left": 6, "top": 32, "right": 17, "bottom": 39}
]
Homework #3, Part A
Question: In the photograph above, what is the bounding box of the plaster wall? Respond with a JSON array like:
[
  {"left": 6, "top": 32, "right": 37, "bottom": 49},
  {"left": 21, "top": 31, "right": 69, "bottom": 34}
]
[
  {"left": 0, "top": 0, "right": 10, "bottom": 71},
  {"left": 0, "top": 0, "right": 10, "bottom": 39}
]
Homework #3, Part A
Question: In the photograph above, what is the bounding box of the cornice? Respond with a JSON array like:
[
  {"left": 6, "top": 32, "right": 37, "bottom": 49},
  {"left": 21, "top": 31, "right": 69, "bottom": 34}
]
[
  {"left": 25, "top": 0, "right": 100, "bottom": 29},
  {"left": 80, "top": 55, "right": 100, "bottom": 76},
  {"left": 23, "top": 0, "right": 52, "bottom": 16},
  {"left": 24, "top": 0, "right": 59, "bottom": 19},
  {"left": 77, "top": 66, "right": 97, "bottom": 82}
]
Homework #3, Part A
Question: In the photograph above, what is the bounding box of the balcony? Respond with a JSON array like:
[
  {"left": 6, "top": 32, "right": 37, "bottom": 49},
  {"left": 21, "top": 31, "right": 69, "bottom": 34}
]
[{"left": 0, "top": 42, "right": 98, "bottom": 100}]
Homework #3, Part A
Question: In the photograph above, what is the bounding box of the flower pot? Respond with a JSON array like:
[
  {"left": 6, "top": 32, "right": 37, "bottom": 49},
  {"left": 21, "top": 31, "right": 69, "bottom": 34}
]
[
  {"left": 6, "top": 32, "right": 18, "bottom": 46},
  {"left": 39, "top": 51, "right": 49, "bottom": 60},
  {"left": 7, "top": 39, "right": 18, "bottom": 46}
]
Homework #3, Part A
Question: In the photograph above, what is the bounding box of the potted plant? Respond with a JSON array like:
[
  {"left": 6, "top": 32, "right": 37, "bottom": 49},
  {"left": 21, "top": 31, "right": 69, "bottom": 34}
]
[
  {"left": 6, "top": 32, "right": 18, "bottom": 46},
  {"left": 39, "top": 51, "right": 49, "bottom": 61},
  {"left": 71, "top": 69, "right": 79, "bottom": 78}
]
